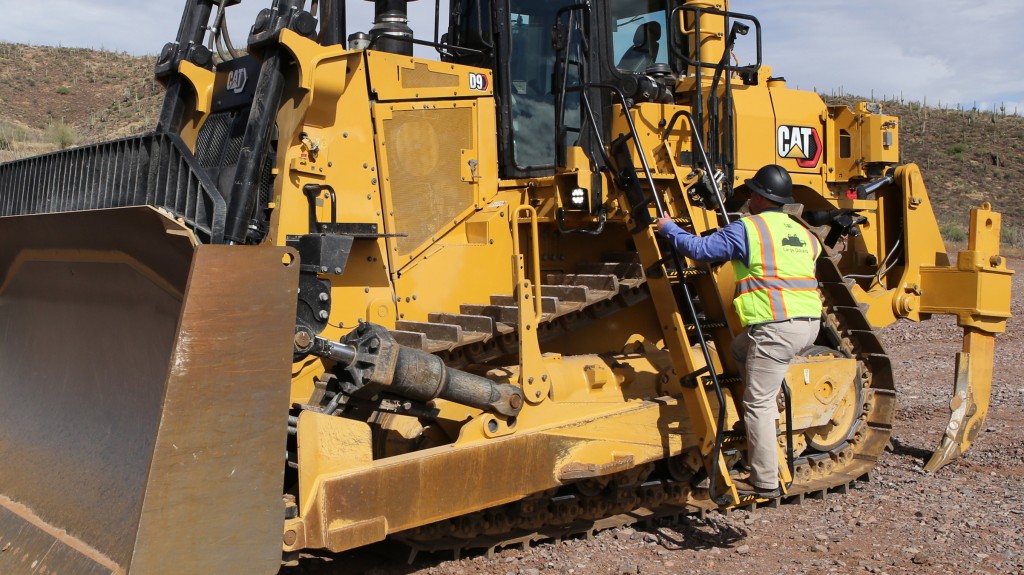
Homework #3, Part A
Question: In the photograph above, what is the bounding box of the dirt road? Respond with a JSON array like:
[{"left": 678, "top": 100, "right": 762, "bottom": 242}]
[{"left": 291, "top": 258, "right": 1023, "bottom": 575}]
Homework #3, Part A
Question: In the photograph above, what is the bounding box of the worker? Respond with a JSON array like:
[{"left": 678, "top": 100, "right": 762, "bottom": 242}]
[{"left": 656, "top": 164, "right": 823, "bottom": 499}]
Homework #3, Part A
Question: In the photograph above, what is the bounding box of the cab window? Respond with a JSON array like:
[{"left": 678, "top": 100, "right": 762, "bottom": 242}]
[{"left": 611, "top": 0, "right": 668, "bottom": 73}]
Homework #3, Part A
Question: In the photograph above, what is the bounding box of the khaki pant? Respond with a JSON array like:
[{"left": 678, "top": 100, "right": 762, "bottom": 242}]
[{"left": 731, "top": 317, "right": 820, "bottom": 490}]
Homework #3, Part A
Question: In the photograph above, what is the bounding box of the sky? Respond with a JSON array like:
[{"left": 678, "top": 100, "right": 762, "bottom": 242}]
[{"left": 2, "top": 0, "right": 1022, "bottom": 114}]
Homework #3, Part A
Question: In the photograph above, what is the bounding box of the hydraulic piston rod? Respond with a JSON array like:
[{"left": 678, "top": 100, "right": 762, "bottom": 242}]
[{"left": 308, "top": 326, "right": 524, "bottom": 417}]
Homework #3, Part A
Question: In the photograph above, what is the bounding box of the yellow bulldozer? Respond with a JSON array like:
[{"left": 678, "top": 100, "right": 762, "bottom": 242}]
[{"left": 0, "top": 0, "right": 1013, "bottom": 573}]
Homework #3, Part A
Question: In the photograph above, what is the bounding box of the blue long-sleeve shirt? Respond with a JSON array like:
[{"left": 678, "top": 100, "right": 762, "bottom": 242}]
[{"left": 658, "top": 218, "right": 750, "bottom": 267}]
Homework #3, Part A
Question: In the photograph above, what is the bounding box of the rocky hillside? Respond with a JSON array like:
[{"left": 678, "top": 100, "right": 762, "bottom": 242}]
[
  {"left": 1, "top": 42, "right": 1021, "bottom": 246},
  {"left": 0, "top": 44, "right": 161, "bottom": 161},
  {"left": 825, "top": 96, "right": 1024, "bottom": 247}
]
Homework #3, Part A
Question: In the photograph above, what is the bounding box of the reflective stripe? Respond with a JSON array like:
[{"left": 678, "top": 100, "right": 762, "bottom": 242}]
[
  {"left": 733, "top": 211, "right": 823, "bottom": 326},
  {"left": 736, "top": 277, "right": 819, "bottom": 292},
  {"left": 769, "top": 289, "right": 786, "bottom": 320},
  {"left": 748, "top": 215, "right": 778, "bottom": 276}
]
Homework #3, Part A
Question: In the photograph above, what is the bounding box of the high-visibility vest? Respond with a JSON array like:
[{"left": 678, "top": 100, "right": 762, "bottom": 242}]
[{"left": 732, "top": 210, "right": 823, "bottom": 326}]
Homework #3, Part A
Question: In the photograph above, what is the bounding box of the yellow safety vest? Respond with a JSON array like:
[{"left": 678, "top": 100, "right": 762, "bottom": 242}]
[{"left": 732, "top": 210, "right": 823, "bottom": 326}]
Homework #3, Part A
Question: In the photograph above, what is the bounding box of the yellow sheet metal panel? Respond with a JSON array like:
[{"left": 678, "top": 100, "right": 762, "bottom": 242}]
[
  {"left": 769, "top": 83, "right": 827, "bottom": 181},
  {"left": 825, "top": 102, "right": 899, "bottom": 183},
  {"left": 392, "top": 200, "right": 515, "bottom": 322},
  {"left": 860, "top": 105, "right": 900, "bottom": 164},
  {"left": 366, "top": 51, "right": 493, "bottom": 101},
  {"left": 267, "top": 42, "right": 397, "bottom": 337},
  {"left": 731, "top": 82, "right": 778, "bottom": 178},
  {"left": 827, "top": 104, "right": 861, "bottom": 182},
  {"left": 272, "top": 50, "right": 383, "bottom": 244}
]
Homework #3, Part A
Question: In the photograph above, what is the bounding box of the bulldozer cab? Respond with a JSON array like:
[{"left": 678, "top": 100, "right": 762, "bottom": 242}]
[
  {"left": 446, "top": 0, "right": 594, "bottom": 175},
  {"left": 0, "top": 0, "right": 1013, "bottom": 573},
  {"left": 444, "top": 0, "right": 761, "bottom": 185}
]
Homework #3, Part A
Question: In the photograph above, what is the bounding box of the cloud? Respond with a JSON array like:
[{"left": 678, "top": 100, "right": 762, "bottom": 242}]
[
  {"left": 5, "top": 1, "right": 179, "bottom": 53},
  {"left": 1, "top": 0, "right": 1020, "bottom": 111},
  {"left": 747, "top": 0, "right": 1024, "bottom": 109}
]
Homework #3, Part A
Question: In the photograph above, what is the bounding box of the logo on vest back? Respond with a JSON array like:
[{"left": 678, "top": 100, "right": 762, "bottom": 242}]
[
  {"left": 777, "top": 125, "right": 822, "bottom": 168},
  {"left": 782, "top": 234, "right": 807, "bottom": 248}
]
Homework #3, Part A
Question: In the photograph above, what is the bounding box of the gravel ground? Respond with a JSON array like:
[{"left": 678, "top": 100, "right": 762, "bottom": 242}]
[{"left": 291, "top": 258, "right": 1023, "bottom": 575}]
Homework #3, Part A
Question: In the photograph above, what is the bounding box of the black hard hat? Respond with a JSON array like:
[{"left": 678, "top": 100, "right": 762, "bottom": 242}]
[{"left": 745, "top": 164, "right": 794, "bottom": 205}]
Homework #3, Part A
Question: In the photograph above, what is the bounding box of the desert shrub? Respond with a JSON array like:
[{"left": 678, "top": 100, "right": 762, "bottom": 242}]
[
  {"left": 939, "top": 222, "right": 967, "bottom": 243},
  {"left": 56, "top": 86, "right": 71, "bottom": 95},
  {"left": 0, "top": 122, "right": 26, "bottom": 151},
  {"left": 46, "top": 120, "right": 77, "bottom": 149},
  {"left": 1001, "top": 223, "right": 1024, "bottom": 250}
]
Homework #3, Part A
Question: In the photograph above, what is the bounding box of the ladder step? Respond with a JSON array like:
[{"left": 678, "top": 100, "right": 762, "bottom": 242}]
[
  {"left": 684, "top": 321, "right": 727, "bottom": 333},
  {"left": 667, "top": 268, "right": 709, "bottom": 280},
  {"left": 651, "top": 216, "right": 691, "bottom": 226},
  {"left": 721, "top": 431, "right": 746, "bottom": 447},
  {"left": 700, "top": 373, "right": 742, "bottom": 388}
]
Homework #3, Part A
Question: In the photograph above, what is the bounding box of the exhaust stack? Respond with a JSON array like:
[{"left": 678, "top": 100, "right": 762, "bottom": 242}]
[{"left": 368, "top": 0, "right": 415, "bottom": 55}]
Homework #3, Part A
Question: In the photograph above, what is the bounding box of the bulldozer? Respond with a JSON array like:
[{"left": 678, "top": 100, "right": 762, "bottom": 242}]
[{"left": 0, "top": 0, "right": 1013, "bottom": 573}]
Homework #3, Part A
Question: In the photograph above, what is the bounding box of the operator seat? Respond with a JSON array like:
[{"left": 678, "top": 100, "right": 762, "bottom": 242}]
[{"left": 617, "top": 21, "right": 661, "bottom": 73}]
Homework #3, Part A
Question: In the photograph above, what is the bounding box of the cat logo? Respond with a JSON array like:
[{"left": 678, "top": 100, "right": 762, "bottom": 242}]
[
  {"left": 782, "top": 234, "right": 807, "bottom": 248},
  {"left": 226, "top": 68, "right": 248, "bottom": 95},
  {"left": 777, "top": 125, "right": 822, "bottom": 168}
]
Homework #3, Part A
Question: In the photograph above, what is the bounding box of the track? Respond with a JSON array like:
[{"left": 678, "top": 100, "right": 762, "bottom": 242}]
[
  {"left": 385, "top": 256, "right": 896, "bottom": 558},
  {"left": 389, "top": 253, "right": 649, "bottom": 368}
]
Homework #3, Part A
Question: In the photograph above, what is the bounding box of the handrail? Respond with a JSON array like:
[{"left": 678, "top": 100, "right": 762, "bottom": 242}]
[
  {"left": 592, "top": 86, "right": 734, "bottom": 504},
  {"left": 663, "top": 109, "right": 730, "bottom": 225},
  {"left": 668, "top": 5, "right": 762, "bottom": 74},
  {"left": 587, "top": 82, "right": 663, "bottom": 217},
  {"left": 512, "top": 205, "right": 543, "bottom": 320}
]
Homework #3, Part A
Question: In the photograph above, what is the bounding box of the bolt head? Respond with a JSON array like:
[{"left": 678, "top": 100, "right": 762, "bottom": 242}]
[{"left": 293, "top": 331, "right": 312, "bottom": 348}]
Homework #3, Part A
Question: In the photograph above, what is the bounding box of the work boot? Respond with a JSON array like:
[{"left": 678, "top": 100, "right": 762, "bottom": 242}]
[{"left": 732, "top": 478, "right": 780, "bottom": 499}]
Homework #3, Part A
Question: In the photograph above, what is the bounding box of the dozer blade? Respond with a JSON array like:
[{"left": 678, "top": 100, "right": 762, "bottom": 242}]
[
  {"left": 0, "top": 207, "right": 298, "bottom": 574},
  {"left": 925, "top": 328, "right": 995, "bottom": 472}
]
